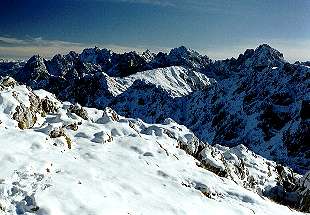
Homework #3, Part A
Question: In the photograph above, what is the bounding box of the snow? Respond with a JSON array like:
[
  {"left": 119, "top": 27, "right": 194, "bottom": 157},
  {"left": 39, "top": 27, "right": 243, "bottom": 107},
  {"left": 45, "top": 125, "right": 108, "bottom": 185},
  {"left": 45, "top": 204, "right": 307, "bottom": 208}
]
[
  {"left": 109, "top": 66, "right": 214, "bottom": 97},
  {"left": 0, "top": 84, "right": 305, "bottom": 215}
]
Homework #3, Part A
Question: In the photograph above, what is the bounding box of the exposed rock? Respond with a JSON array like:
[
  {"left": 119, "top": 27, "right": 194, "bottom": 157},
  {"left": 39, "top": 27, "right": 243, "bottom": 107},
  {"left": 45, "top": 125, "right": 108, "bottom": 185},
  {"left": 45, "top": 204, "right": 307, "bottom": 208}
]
[
  {"left": 49, "top": 127, "right": 65, "bottom": 138},
  {"left": 41, "top": 97, "right": 58, "bottom": 114},
  {"left": 0, "top": 76, "right": 17, "bottom": 88},
  {"left": 246, "top": 44, "right": 285, "bottom": 69},
  {"left": 49, "top": 127, "right": 72, "bottom": 149},
  {"left": 13, "top": 104, "right": 38, "bottom": 129},
  {"left": 68, "top": 104, "right": 89, "bottom": 120},
  {"left": 12, "top": 93, "right": 41, "bottom": 129},
  {"left": 66, "top": 123, "right": 79, "bottom": 131},
  {"left": 141, "top": 49, "right": 155, "bottom": 62},
  {"left": 297, "top": 171, "right": 310, "bottom": 212},
  {"left": 16, "top": 55, "right": 50, "bottom": 88}
]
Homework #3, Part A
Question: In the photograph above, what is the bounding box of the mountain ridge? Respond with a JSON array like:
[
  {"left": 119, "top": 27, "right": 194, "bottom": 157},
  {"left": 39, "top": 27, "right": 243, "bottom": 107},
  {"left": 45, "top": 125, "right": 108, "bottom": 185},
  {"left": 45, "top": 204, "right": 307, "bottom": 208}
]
[{"left": 0, "top": 44, "right": 309, "bottom": 175}]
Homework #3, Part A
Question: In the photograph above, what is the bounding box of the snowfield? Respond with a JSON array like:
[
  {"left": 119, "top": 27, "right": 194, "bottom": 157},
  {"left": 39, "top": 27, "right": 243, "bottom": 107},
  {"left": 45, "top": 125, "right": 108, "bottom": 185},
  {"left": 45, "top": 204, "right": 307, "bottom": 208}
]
[
  {"left": 109, "top": 66, "right": 214, "bottom": 97},
  {"left": 0, "top": 82, "right": 307, "bottom": 215}
]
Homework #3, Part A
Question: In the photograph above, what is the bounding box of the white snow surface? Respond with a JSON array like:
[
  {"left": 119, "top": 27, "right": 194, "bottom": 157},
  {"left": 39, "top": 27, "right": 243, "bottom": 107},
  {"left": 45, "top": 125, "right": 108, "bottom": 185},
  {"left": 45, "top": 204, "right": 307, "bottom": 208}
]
[
  {"left": 0, "top": 84, "right": 305, "bottom": 215},
  {"left": 108, "top": 66, "right": 214, "bottom": 97}
]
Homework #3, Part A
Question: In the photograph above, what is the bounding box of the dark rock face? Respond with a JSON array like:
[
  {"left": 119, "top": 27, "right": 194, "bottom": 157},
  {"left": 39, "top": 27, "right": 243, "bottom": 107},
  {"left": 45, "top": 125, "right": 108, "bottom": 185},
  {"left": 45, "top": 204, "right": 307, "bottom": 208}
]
[
  {"left": 258, "top": 104, "right": 291, "bottom": 141},
  {"left": 300, "top": 100, "right": 310, "bottom": 120},
  {"left": 0, "top": 60, "right": 25, "bottom": 78},
  {"left": 17, "top": 55, "right": 50, "bottom": 87},
  {"left": 283, "top": 122, "right": 310, "bottom": 158},
  {"left": 297, "top": 171, "right": 310, "bottom": 212},
  {"left": 111, "top": 51, "right": 149, "bottom": 77}
]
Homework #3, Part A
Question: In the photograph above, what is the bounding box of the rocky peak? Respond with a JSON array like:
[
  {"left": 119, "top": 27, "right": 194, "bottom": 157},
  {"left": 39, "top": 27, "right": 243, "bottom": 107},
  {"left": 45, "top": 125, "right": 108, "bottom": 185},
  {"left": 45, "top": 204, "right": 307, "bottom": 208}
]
[
  {"left": 21, "top": 55, "right": 49, "bottom": 81},
  {"left": 96, "top": 48, "right": 112, "bottom": 64},
  {"left": 79, "top": 47, "right": 101, "bottom": 64},
  {"left": 166, "top": 46, "right": 211, "bottom": 72},
  {"left": 255, "top": 44, "right": 284, "bottom": 60},
  {"left": 67, "top": 51, "right": 79, "bottom": 59},
  {"left": 26, "top": 55, "right": 45, "bottom": 66},
  {"left": 168, "top": 46, "right": 199, "bottom": 60},
  {"left": 47, "top": 53, "right": 76, "bottom": 77},
  {"left": 79, "top": 47, "right": 112, "bottom": 73},
  {"left": 110, "top": 51, "right": 148, "bottom": 77},
  {"left": 141, "top": 49, "right": 155, "bottom": 62},
  {"left": 244, "top": 44, "right": 285, "bottom": 69},
  {"left": 295, "top": 61, "right": 310, "bottom": 67}
]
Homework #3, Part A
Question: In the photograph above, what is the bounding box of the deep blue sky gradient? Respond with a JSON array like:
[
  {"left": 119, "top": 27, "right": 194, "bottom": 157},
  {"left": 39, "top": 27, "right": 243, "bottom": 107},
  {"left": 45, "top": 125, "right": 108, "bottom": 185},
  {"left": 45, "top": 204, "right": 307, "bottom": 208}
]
[{"left": 1, "top": 0, "right": 309, "bottom": 60}]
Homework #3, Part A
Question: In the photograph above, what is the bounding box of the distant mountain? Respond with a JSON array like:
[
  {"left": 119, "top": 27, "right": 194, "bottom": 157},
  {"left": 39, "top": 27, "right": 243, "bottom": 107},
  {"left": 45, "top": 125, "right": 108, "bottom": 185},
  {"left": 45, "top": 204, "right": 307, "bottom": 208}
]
[{"left": 0, "top": 60, "right": 25, "bottom": 77}]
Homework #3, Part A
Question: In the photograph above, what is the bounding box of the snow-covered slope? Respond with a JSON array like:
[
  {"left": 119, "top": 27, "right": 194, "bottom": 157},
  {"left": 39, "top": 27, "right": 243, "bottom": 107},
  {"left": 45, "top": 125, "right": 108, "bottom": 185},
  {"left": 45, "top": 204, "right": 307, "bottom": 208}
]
[
  {"left": 0, "top": 80, "right": 307, "bottom": 214},
  {"left": 108, "top": 66, "right": 214, "bottom": 97}
]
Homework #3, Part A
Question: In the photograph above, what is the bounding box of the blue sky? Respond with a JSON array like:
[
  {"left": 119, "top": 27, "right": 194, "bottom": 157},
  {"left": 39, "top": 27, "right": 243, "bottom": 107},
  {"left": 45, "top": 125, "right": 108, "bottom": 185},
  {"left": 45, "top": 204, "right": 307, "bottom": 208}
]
[{"left": 0, "top": 0, "right": 309, "bottom": 61}]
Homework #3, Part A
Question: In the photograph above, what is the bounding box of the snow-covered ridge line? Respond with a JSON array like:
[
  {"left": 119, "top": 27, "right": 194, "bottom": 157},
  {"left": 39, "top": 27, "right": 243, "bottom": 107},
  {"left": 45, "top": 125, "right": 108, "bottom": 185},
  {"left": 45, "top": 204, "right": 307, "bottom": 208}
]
[
  {"left": 109, "top": 66, "right": 215, "bottom": 97},
  {"left": 0, "top": 79, "right": 309, "bottom": 214}
]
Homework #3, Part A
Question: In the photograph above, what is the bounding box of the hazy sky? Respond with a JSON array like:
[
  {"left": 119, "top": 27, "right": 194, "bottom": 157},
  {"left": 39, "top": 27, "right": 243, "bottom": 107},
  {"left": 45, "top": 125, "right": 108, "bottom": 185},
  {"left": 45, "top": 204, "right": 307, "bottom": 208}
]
[{"left": 0, "top": 0, "right": 309, "bottom": 61}]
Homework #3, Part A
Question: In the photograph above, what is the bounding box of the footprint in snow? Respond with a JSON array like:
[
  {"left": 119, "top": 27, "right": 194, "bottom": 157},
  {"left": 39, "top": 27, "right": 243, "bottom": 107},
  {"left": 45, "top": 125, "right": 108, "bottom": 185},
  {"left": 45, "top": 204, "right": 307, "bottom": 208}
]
[
  {"left": 143, "top": 152, "right": 154, "bottom": 157},
  {"left": 91, "top": 131, "right": 113, "bottom": 143},
  {"left": 0, "top": 170, "right": 51, "bottom": 214}
]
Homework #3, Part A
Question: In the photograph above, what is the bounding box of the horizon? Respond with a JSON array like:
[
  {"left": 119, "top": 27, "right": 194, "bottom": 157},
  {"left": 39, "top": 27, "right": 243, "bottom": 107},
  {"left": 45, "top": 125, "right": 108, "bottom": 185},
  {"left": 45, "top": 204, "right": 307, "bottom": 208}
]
[
  {"left": 0, "top": 0, "right": 309, "bottom": 62},
  {"left": 0, "top": 43, "right": 307, "bottom": 64}
]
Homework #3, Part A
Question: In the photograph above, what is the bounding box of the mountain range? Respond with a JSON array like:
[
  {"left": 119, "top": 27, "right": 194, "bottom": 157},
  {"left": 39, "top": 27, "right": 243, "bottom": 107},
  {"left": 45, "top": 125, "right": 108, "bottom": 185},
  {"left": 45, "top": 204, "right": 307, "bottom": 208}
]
[{"left": 0, "top": 44, "right": 309, "bottom": 214}]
